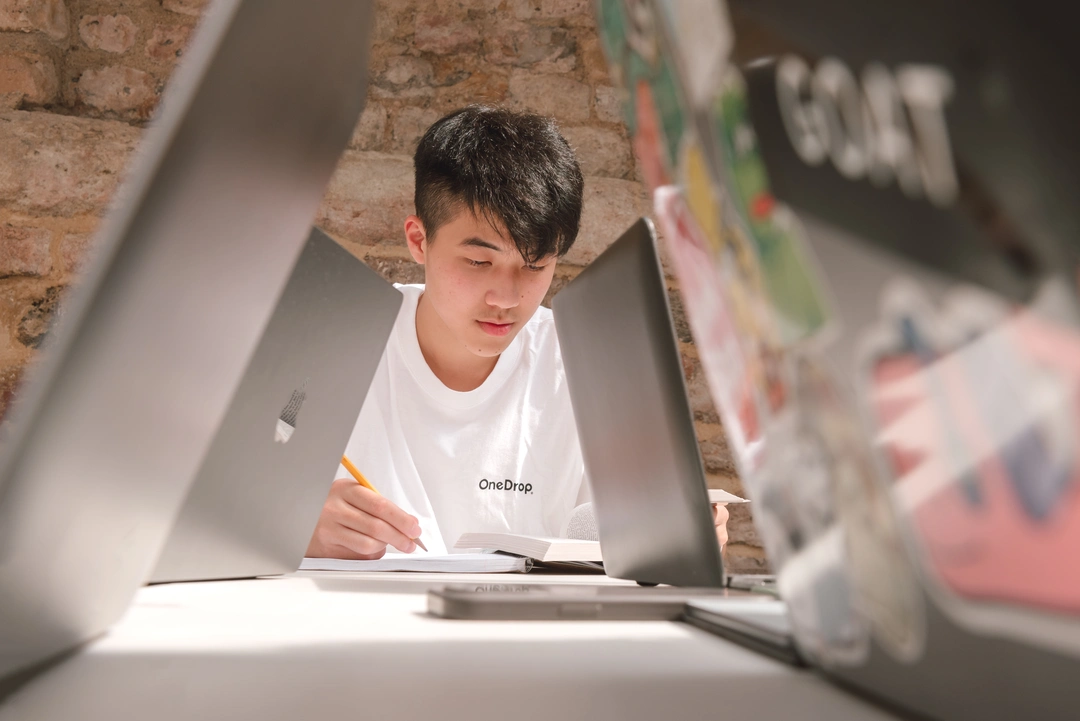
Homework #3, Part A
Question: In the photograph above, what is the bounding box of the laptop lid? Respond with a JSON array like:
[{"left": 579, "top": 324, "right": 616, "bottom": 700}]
[
  {"left": 553, "top": 218, "right": 725, "bottom": 588},
  {"left": 150, "top": 228, "right": 401, "bottom": 583},
  {"left": 0, "top": 0, "right": 373, "bottom": 681},
  {"left": 589, "top": 1, "right": 1080, "bottom": 719}
]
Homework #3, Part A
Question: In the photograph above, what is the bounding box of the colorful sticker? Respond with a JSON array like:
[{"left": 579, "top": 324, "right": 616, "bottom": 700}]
[
  {"left": 653, "top": 184, "right": 764, "bottom": 468},
  {"left": 679, "top": 137, "right": 788, "bottom": 415},
  {"left": 795, "top": 357, "right": 927, "bottom": 662},
  {"left": 709, "top": 69, "right": 831, "bottom": 344},
  {"left": 651, "top": 0, "right": 734, "bottom": 110},
  {"left": 860, "top": 279, "right": 1080, "bottom": 622},
  {"left": 595, "top": 0, "right": 685, "bottom": 191}
]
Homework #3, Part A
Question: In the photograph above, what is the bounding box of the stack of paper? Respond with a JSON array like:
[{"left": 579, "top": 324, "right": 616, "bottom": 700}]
[{"left": 299, "top": 553, "right": 532, "bottom": 574}]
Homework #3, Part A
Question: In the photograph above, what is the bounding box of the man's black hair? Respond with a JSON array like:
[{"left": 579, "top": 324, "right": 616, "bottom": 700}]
[{"left": 413, "top": 105, "right": 584, "bottom": 264}]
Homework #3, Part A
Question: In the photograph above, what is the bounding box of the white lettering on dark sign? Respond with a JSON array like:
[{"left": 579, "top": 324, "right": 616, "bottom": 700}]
[{"left": 775, "top": 55, "right": 959, "bottom": 207}]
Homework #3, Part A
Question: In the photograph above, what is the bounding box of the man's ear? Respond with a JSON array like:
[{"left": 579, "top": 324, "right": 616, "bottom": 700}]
[{"left": 404, "top": 215, "right": 427, "bottom": 265}]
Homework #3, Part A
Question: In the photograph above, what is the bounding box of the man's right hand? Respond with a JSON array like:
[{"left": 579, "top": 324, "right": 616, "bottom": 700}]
[{"left": 306, "top": 478, "right": 422, "bottom": 559}]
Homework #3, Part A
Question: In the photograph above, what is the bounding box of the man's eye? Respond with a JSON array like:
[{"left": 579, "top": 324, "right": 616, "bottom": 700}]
[
  {"left": 466, "top": 259, "right": 490, "bottom": 267},
  {"left": 524, "top": 264, "right": 547, "bottom": 273}
]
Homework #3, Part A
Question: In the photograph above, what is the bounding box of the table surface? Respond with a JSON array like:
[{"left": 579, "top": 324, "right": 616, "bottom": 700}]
[{"left": 0, "top": 571, "right": 901, "bottom": 721}]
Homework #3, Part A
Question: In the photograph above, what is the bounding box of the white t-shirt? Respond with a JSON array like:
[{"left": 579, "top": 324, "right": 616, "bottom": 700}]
[{"left": 337, "top": 284, "right": 587, "bottom": 554}]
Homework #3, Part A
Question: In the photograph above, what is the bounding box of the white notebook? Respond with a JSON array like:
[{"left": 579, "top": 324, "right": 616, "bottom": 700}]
[
  {"left": 299, "top": 553, "right": 532, "bottom": 574},
  {"left": 454, "top": 533, "right": 602, "bottom": 562}
]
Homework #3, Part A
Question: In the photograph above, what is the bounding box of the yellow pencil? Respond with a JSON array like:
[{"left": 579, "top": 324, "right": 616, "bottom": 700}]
[{"left": 341, "top": 454, "right": 428, "bottom": 552}]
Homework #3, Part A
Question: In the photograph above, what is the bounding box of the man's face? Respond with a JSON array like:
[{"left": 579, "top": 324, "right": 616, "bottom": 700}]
[{"left": 406, "top": 209, "right": 557, "bottom": 358}]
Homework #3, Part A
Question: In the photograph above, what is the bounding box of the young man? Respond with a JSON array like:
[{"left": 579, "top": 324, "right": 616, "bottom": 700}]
[{"left": 306, "top": 105, "right": 729, "bottom": 559}]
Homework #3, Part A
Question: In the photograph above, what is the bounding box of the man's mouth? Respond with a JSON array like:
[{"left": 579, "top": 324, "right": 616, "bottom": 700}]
[{"left": 477, "top": 320, "right": 513, "bottom": 337}]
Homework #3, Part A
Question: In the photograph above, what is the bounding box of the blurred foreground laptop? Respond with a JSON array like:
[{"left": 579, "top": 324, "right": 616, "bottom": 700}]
[
  {"left": 0, "top": 0, "right": 374, "bottom": 686},
  {"left": 151, "top": 228, "right": 400, "bottom": 583},
  {"left": 587, "top": 1, "right": 1080, "bottom": 719}
]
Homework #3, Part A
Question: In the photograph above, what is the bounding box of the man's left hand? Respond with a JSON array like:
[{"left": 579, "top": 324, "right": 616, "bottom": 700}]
[{"left": 713, "top": 503, "right": 729, "bottom": 550}]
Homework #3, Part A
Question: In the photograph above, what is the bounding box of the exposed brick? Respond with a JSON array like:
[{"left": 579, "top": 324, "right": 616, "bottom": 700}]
[
  {"left": 348, "top": 102, "right": 387, "bottom": 151},
  {"left": 724, "top": 542, "right": 770, "bottom": 574},
  {"left": 0, "top": 110, "right": 140, "bottom": 216},
  {"left": 563, "top": 176, "right": 650, "bottom": 266},
  {"left": 594, "top": 85, "right": 623, "bottom": 123},
  {"left": 414, "top": 11, "right": 481, "bottom": 55},
  {"left": 0, "top": 362, "right": 26, "bottom": 425},
  {"left": 145, "top": 23, "right": 191, "bottom": 62},
  {"left": 78, "top": 14, "right": 137, "bottom": 53},
  {"left": 17, "top": 284, "right": 63, "bottom": 348},
  {"left": 706, "top": 470, "right": 746, "bottom": 499},
  {"left": 697, "top": 422, "right": 738, "bottom": 477},
  {"left": 429, "top": 69, "right": 507, "bottom": 113},
  {"left": 559, "top": 125, "right": 631, "bottom": 179},
  {"left": 509, "top": 0, "right": 592, "bottom": 24},
  {"left": 371, "top": 1, "right": 407, "bottom": 45},
  {"left": 666, "top": 286, "right": 693, "bottom": 343},
  {"left": 372, "top": 56, "right": 434, "bottom": 99},
  {"left": 0, "top": 51, "right": 58, "bottom": 105},
  {"left": 161, "top": 0, "right": 207, "bottom": 17},
  {"left": 726, "top": 503, "right": 761, "bottom": 548},
  {"left": 389, "top": 105, "right": 438, "bottom": 154},
  {"left": 363, "top": 254, "right": 425, "bottom": 286},
  {"left": 507, "top": 69, "right": 590, "bottom": 123},
  {"left": 76, "top": 64, "right": 157, "bottom": 117},
  {"left": 681, "top": 351, "right": 721, "bottom": 424},
  {"left": 484, "top": 22, "right": 576, "bottom": 73},
  {"left": 0, "top": 0, "right": 69, "bottom": 41},
  {"left": 57, "top": 229, "right": 95, "bottom": 274},
  {"left": 541, "top": 267, "right": 577, "bottom": 308},
  {"left": 318, "top": 150, "right": 414, "bottom": 245},
  {"left": 579, "top": 30, "right": 612, "bottom": 85},
  {"left": 0, "top": 224, "right": 52, "bottom": 276}
]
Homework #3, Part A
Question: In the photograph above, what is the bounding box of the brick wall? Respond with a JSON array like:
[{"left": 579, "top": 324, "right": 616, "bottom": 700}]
[{"left": 0, "top": 0, "right": 765, "bottom": 572}]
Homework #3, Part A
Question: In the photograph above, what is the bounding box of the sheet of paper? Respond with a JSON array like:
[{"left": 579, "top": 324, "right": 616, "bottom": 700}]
[{"left": 709, "top": 489, "right": 749, "bottom": 504}]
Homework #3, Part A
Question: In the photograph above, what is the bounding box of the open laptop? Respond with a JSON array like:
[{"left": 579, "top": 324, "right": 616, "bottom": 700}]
[
  {"left": 0, "top": 0, "right": 374, "bottom": 684},
  {"left": 552, "top": 217, "right": 726, "bottom": 589},
  {"left": 150, "top": 228, "right": 401, "bottom": 583}
]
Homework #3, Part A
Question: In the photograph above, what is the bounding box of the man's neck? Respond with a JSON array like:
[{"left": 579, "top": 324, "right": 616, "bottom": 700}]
[{"left": 414, "top": 292, "right": 499, "bottom": 392}]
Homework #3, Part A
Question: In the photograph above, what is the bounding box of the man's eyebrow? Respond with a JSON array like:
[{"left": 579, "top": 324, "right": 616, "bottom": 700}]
[{"left": 460, "top": 237, "right": 504, "bottom": 252}]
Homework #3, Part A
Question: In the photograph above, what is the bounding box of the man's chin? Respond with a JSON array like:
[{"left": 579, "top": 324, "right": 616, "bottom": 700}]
[{"left": 467, "top": 331, "right": 516, "bottom": 358}]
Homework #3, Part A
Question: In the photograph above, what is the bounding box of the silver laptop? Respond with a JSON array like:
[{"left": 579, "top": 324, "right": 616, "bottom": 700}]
[
  {"left": 151, "top": 228, "right": 401, "bottom": 583},
  {"left": 552, "top": 218, "right": 725, "bottom": 588},
  {"left": 0, "top": 0, "right": 374, "bottom": 683}
]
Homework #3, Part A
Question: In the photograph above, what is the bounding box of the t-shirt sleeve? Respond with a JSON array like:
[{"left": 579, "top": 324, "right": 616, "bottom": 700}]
[{"left": 574, "top": 467, "right": 592, "bottom": 505}]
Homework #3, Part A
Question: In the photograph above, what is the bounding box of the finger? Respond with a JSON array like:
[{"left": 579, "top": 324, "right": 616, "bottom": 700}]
[
  {"left": 331, "top": 496, "right": 417, "bottom": 553},
  {"left": 322, "top": 522, "right": 389, "bottom": 558},
  {"left": 327, "top": 543, "right": 386, "bottom": 561},
  {"left": 712, "top": 502, "right": 730, "bottom": 526},
  {"left": 342, "top": 484, "right": 422, "bottom": 539}
]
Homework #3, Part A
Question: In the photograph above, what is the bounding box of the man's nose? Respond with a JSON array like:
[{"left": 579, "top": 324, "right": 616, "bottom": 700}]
[{"left": 486, "top": 274, "right": 520, "bottom": 309}]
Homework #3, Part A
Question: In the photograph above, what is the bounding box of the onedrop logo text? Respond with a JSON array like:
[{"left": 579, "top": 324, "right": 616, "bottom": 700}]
[
  {"left": 479, "top": 478, "right": 534, "bottom": 495},
  {"left": 775, "top": 54, "right": 959, "bottom": 207}
]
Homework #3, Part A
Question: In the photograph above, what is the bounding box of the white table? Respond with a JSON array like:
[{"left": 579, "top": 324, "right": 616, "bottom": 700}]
[{"left": 0, "top": 572, "right": 899, "bottom": 721}]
